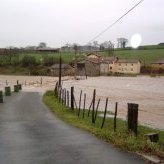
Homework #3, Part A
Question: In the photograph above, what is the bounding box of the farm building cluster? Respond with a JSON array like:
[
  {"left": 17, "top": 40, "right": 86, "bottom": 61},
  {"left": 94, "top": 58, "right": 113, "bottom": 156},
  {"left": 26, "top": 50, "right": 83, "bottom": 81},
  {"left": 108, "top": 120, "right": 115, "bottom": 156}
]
[
  {"left": 48, "top": 53, "right": 142, "bottom": 76},
  {"left": 76, "top": 53, "right": 141, "bottom": 76}
]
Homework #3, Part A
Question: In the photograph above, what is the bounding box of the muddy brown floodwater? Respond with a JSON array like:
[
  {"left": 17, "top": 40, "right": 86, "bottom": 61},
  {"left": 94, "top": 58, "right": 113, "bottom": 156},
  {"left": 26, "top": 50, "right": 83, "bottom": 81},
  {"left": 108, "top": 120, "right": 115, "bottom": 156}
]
[{"left": 0, "top": 75, "right": 164, "bottom": 130}]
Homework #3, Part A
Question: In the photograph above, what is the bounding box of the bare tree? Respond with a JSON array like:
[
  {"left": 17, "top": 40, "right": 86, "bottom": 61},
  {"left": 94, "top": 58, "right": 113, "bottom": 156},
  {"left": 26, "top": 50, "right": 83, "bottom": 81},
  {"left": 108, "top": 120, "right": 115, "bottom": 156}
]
[
  {"left": 73, "top": 43, "right": 79, "bottom": 79},
  {"left": 117, "top": 38, "right": 128, "bottom": 49},
  {"left": 93, "top": 41, "right": 99, "bottom": 50},
  {"left": 87, "top": 42, "right": 92, "bottom": 52},
  {"left": 100, "top": 41, "right": 114, "bottom": 55},
  {"left": 100, "top": 43, "right": 105, "bottom": 51},
  {"left": 108, "top": 41, "right": 114, "bottom": 55},
  {"left": 73, "top": 43, "right": 79, "bottom": 55}
]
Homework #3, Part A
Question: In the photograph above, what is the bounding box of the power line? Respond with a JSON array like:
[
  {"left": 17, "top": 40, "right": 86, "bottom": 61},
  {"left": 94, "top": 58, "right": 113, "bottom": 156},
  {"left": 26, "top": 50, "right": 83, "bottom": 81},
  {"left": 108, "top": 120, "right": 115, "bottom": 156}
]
[{"left": 89, "top": 0, "right": 145, "bottom": 43}]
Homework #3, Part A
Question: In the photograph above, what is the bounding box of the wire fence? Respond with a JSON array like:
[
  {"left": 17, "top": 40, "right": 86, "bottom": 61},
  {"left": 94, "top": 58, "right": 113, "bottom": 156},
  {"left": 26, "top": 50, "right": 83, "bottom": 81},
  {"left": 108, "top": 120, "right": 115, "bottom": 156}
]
[{"left": 54, "top": 81, "right": 141, "bottom": 135}]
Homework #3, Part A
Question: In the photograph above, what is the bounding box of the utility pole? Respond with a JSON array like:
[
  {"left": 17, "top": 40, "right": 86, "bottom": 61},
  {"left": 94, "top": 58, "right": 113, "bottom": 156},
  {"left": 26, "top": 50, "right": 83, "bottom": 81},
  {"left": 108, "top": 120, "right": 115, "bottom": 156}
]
[
  {"left": 73, "top": 44, "right": 78, "bottom": 80},
  {"left": 59, "top": 55, "right": 62, "bottom": 86}
]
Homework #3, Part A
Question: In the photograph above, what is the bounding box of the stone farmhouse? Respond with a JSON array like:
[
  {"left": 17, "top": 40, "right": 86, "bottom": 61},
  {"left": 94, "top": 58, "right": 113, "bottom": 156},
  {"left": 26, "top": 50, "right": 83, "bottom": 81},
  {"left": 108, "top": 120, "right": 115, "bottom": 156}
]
[
  {"left": 76, "top": 55, "right": 100, "bottom": 76},
  {"left": 114, "top": 59, "right": 141, "bottom": 74}
]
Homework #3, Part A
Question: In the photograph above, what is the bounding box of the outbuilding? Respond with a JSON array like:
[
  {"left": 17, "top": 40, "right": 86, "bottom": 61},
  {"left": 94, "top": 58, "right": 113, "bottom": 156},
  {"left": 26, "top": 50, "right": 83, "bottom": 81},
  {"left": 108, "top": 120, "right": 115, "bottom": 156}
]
[
  {"left": 151, "top": 59, "right": 164, "bottom": 70},
  {"left": 48, "top": 64, "right": 73, "bottom": 76}
]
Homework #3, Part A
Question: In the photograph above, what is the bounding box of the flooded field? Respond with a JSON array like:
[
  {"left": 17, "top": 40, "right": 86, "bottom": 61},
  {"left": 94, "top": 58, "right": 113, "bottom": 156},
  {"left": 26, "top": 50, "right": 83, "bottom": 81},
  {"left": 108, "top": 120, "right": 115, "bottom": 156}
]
[{"left": 0, "top": 75, "right": 164, "bottom": 130}]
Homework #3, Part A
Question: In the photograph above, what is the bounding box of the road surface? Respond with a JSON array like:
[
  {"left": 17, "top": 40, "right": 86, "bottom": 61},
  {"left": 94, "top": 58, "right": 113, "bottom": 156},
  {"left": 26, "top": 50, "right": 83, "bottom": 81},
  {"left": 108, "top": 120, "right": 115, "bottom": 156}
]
[{"left": 0, "top": 92, "right": 145, "bottom": 164}]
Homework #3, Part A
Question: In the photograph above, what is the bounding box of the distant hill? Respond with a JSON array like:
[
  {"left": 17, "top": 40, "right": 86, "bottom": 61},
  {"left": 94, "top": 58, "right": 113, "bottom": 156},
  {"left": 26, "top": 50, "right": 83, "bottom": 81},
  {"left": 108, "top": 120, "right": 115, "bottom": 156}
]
[
  {"left": 158, "top": 43, "right": 164, "bottom": 46},
  {"left": 114, "top": 44, "right": 164, "bottom": 51}
]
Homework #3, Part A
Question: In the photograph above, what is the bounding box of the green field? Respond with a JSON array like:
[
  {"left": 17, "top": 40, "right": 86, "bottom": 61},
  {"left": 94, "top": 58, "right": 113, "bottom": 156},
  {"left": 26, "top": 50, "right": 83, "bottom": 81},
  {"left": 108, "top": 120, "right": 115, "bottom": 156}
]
[
  {"left": 0, "top": 49, "right": 164, "bottom": 66},
  {"left": 30, "top": 48, "right": 164, "bottom": 66},
  {"left": 53, "top": 49, "right": 164, "bottom": 66},
  {"left": 102, "top": 49, "right": 164, "bottom": 66}
]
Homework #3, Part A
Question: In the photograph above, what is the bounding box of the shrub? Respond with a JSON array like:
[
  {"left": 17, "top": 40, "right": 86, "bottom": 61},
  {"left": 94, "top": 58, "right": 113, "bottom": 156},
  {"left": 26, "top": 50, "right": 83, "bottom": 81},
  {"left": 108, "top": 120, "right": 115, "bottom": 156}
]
[
  {"left": 140, "top": 66, "right": 152, "bottom": 74},
  {"left": 43, "top": 56, "right": 60, "bottom": 66},
  {"left": 21, "top": 55, "right": 38, "bottom": 67},
  {"left": 30, "top": 66, "right": 48, "bottom": 76}
]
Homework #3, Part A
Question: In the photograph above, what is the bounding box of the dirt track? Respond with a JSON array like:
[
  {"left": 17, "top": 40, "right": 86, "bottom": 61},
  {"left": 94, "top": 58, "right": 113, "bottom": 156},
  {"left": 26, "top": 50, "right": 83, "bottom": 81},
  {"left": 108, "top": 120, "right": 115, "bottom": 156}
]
[{"left": 0, "top": 75, "right": 164, "bottom": 130}]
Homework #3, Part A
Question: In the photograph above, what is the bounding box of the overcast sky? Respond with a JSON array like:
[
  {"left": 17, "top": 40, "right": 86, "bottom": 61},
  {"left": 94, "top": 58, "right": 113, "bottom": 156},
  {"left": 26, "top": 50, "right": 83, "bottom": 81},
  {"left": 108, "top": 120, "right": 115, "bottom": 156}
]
[{"left": 0, "top": 0, "right": 164, "bottom": 48}]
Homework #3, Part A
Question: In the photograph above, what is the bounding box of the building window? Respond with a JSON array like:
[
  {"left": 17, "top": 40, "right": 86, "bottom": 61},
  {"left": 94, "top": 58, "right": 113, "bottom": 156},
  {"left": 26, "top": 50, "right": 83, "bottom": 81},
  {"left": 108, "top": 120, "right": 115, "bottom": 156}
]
[
  {"left": 131, "top": 68, "right": 133, "bottom": 71},
  {"left": 110, "top": 66, "right": 112, "bottom": 70},
  {"left": 119, "top": 64, "right": 121, "bottom": 66},
  {"left": 131, "top": 64, "right": 133, "bottom": 66}
]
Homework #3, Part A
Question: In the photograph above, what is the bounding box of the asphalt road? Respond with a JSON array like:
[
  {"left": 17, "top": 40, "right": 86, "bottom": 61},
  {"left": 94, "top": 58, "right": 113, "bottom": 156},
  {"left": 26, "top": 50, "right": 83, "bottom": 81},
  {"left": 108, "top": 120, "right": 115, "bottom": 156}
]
[{"left": 0, "top": 92, "right": 145, "bottom": 164}]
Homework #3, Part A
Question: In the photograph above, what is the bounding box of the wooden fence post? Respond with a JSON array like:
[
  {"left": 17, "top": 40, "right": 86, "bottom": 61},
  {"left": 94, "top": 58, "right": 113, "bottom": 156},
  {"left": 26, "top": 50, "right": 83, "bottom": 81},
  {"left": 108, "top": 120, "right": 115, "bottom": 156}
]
[
  {"left": 73, "top": 95, "right": 78, "bottom": 110},
  {"left": 63, "top": 89, "right": 65, "bottom": 105},
  {"left": 71, "top": 87, "right": 74, "bottom": 110},
  {"left": 92, "top": 89, "right": 96, "bottom": 123},
  {"left": 40, "top": 77, "right": 42, "bottom": 85},
  {"left": 114, "top": 102, "right": 118, "bottom": 132},
  {"left": 83, "top": 93, "right": 86, "bottom": 118},
  {"left": 64, "top": 89, "right": 66, "bottom": 105},
  {"left": 127, "top": 103, "right": 139, "bottom": 136},
  {"left": 78, "top": 90, "right": 82, "bottom": 117},
  {"left": 62, "top": 89, "right": 65, "bottom": 105},
  {"left": 54, "top": 81, "right": 59, "bottom": 97},
  {"left": 101, "top": 98, "right": 108, "bottom": 129},
  {"left": 59, "top": 87, "right": 62, "bottom": 103},
  {"left": 67, "top": 90, "right": 69, "bottom": 107}
]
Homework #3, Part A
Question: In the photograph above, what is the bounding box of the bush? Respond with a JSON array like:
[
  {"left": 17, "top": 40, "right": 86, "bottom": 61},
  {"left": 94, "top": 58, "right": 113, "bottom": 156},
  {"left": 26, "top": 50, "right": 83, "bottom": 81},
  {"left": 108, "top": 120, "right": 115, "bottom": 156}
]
[
  {"left": 30, "top": 66, "right": 48, "bottom": 76},
  {"left": 141, "top": 66, "right": 152, "bottom": 74},
  {"left": 21, "top": 55, "right": 38, "bottom": 67},
  {"left": 43, "top": 56, "right": 60, "bottom": 66},
  {"left": 151, "top": 68, "right": 164, "bottom": 74}
]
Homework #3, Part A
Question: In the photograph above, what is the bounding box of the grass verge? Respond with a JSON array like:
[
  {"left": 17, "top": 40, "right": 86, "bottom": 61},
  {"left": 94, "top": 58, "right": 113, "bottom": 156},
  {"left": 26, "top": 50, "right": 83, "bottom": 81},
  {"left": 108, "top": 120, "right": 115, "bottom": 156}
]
[{"left": 43, "top": 90, "right": 164, "bottom": 157}]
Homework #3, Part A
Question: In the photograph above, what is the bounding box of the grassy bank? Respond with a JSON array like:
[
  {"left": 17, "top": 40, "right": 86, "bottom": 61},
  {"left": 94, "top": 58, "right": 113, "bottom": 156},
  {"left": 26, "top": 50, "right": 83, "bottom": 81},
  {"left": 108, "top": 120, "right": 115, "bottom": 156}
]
[
  {"left": 43, "top": 91, "right": 164, "bottom": 157},
  {"left": 0, "top": 65, "right": 48, "bottom": 75}
]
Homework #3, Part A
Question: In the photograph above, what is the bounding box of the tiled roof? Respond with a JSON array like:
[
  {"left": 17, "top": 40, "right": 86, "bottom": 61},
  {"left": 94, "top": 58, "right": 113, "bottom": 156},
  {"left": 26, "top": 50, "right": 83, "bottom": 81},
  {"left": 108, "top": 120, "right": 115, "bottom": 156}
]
[
  {"left": 152, "top": 59, "right": 164, "bottom": 64},
  {"left": 100, "top": 56, "right": 117, "bottom": 62},
  {"left": 116, "top": 59, "right": 140, "bottom": 63},
  {"left": 85, "top": 58, "right": 100, "bottom": 64},
  {"left": 86, "top": 53, "right": 101, "bottom": 57}
]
